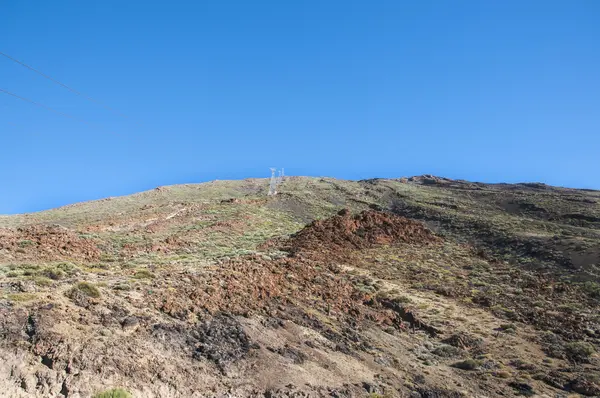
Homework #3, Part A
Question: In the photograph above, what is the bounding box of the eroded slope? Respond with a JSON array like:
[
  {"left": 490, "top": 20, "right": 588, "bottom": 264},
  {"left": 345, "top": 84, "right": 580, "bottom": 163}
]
[{"left": 0, "top": 177, "right": 598, "bottom": 397}]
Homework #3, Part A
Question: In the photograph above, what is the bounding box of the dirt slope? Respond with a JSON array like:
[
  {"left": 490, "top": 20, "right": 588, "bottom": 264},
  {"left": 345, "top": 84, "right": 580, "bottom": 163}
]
[
  {"left": 283, "top": 209, "right": 441, "bottom": 258},
  {"left": 0, "top": 176, "right": 599, "bottom": 397}
]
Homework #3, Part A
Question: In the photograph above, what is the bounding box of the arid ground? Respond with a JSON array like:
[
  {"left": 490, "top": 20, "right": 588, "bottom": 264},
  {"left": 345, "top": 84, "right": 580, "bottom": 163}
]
[{"left": 1, "top": 176, "right": 599, "bottom": 397}]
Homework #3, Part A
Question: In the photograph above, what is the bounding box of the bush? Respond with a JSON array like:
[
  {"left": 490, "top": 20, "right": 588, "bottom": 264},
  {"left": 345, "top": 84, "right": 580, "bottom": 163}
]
[
  {"left": 499, "top": 323, "right": 517, "bottom": 333},
  {"left": 18, "top": 240, "right": 34, "bottom": 248},
  {"left": 442, "top": 333, "right": 484, "bottom": 350},
  {"left": 451, "top": 359, "right": 481, "bottom": 370},
  {"left": 39, "top": 267, "right": 66, "bottom": 280},
  {"left": 32, "top": 276, "right": 53, "bottom": 287},
  {"left": 565, "top": 341, "right": 596, "bottom": 363},
  {"left": 493, "top": 370, "right": 512, "bottom": 379},
  {"left": 133, "top": 269, "right": 155, "bottom": 279},
  {"left": 581, "top": 281, "right": 600, "bottom": 299},
  {"left": 7, "top": 293, "right": 36, "bottom": 302},
  {"left": 72, "top": 282, "right": 100, "bottom": 298},
  {"left": 432, "top": 344, "right": 463, "bottom": 358},
  {"left": 93, "top": 388, "right": 132, "bottom": 398},
  {"left": 510, "top": 358, "right": 537, "bottom": 371},
  {"left": 113, "top": 283, "right": 131, "bottom": 291}
]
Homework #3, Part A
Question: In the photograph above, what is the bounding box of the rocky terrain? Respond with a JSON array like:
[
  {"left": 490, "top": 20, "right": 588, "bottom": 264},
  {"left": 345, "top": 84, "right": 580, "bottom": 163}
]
[{"left": 0, "top": 176, "right": 599, "bottom": 397}]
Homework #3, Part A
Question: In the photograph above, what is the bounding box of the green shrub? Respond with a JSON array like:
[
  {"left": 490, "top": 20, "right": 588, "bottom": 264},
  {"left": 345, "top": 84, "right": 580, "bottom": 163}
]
[
  {"left": 565, "top": 341, "right": 596, "bottom": 363},
  {"left": 32, "top": 276, "right": 54, "bottom": 287},
  {"left": 72, "top": 282, "right": 101, "bottom": 298},
  {"left": 133, "top": 269, "right": 155, "bottom": 279},
  {"left": 499, "top": 323, "right": 517, "bottom": 334},
  {"left": 432, "top": 344, "right": 463, "bottom": 358},
  {"left": 451, "top": 359, "right": 481, "bottom": 370},
  {"left": 55, "top": 262, "right": 79, "bottom": 274},
  {"left": 18, "top": 240, "right": 35, "bottom": 248},
  {"left": 39, "top": 267, "right": 66, "bottom": 280},
  {"left": 7, "top": 293, "right": 36, "bottom": 302},
  {"left": 93, "top": 388, "right": 132, "bottom": 398},
  {"left": 113, "top": 283, "right": 131, "bottom": 291},
  {"left": 493, "top": 369, "right": 512, "bottom": 378},
  {"left": 581, "top": 281, "right": 600, "bottom": 298}
]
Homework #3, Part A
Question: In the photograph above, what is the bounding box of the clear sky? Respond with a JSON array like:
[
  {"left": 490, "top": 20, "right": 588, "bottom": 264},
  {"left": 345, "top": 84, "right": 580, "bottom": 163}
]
[{"left": 1, "top": 1, "right": 599, "bottom": 214}]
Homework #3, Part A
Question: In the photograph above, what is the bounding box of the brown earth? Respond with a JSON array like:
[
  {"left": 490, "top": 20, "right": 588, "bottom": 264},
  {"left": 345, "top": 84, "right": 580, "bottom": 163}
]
[
  {"left": 0, "top": 225, "right": 100, "bottom": 263},
  {"left": 281, "top": 209, "right": 441, "bottom": 260},
  {"left": 0, "top": 176, "right": 599, "bottom": 397}
]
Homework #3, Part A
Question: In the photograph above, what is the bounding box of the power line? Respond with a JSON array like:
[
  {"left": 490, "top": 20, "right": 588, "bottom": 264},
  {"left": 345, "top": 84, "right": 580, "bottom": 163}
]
[
  {"left": 0, "top": 51, "right": 129, "bottom": 120},
  {"left": 0, "top": 88, "right": 96, "bottom": 126}
]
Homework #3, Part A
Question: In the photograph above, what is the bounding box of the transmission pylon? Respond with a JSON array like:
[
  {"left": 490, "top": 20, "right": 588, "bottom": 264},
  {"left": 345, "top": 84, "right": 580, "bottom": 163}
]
[{"left": 268, "top": 168, "right": 278, "bottom": 196}]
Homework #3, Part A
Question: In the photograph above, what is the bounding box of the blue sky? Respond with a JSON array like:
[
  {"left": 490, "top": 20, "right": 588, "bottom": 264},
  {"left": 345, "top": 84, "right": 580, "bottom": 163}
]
[{"left": 1, "top": 1, "right": 599, "bottom": 214}]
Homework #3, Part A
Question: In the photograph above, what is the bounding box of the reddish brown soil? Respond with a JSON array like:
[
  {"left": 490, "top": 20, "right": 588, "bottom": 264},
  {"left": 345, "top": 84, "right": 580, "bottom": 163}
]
[
  {"left": 283, "top": 209, "right": 441, "bottom": 259},
  {"left": 0, "top": 225, "right": 100, "bottom": 262},
  {"left": 155, "top": 254, "right": 395, "bottom": 328},
  {"left": 155, "top": 210, "right": 441, "bottom": 341}
]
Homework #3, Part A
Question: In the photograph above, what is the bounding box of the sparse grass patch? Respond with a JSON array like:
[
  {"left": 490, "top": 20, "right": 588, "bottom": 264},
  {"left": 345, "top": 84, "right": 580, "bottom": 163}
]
[
  {"left": 20, "top": 264, "right": 41, "bottom": 271},
  {"left": 510, "top": 358, "right": 537, "bottom": 371},
  {"left": 432, "top": 344, "right": 463, "bottom": 358},
  {"left": 99, "top": 254, "right": 117, "bottom": 263},
  {"left": 565, "top": 341, "right": 596, "bottom": 363},
  {"left": 88, "top": 263, "right": 111, "bottom": 270},
  {"left": 498, "top": 323, "right": 517, "bottom": 334},
  {"left": 391, "top": 294, "right": 413, "bottom": 304},
  {"left": 38, "top": 267, "right": 65, "bottom": 280},
  {"left": 580, "top": 281, "right": 600, "bottom": 299},
  {"left": 5, "top": 262, "right": 80, "bottom": 282},
  {"left": 18, "top": 239, "right": 35, "bottom": 248},
  {"left": 113, "top": 283, "right": 131, "bottom": 291},
  {"left": 32, "top": 276, "right": 53, "bottom": 287},
  {"left": 451, "top": 359, "right": 481, "bottom": 370},
  {"left": 70, "top": 282, "right": 101, "bottom": 298},
  {"left": 7, "top": 293, "right": 37, "bottom": 302},
  {"left": 93, "top": 388, "right": 132, "bottom": 398},
  {"left": 493, "top": 369, "right": 512, "bottom": 378},
  {"left": 133, "top": 269, "right": 155, "bottom": 279}
]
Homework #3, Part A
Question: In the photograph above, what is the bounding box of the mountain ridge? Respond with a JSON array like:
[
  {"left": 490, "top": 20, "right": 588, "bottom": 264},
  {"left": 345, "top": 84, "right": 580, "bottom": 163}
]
[{"left": 3, "top": 175, "right": 598, "bottom": 219}]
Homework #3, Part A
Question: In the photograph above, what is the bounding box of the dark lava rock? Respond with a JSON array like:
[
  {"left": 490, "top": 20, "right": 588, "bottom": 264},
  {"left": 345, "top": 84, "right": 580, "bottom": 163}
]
[
  {"left": 121, "top": 316, "right": 139, "bottom": 330},
  {"left": 192, "top": 313, "right": 252, "bottom": 372},
  {"left": 268, "top": 344, "right": 307, "bottom": 364},
  {"left": 567, "top": 375, "right": 600, "bottom": 396},
  {"left": 509, "top": 382, "right": 535, "bottom": 397}
]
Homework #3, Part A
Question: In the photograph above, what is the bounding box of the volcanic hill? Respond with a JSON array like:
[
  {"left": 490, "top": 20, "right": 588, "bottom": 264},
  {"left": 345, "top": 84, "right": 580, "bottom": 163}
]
[{"left": 0, "top": 176, "right": 599, "bottom": 397}]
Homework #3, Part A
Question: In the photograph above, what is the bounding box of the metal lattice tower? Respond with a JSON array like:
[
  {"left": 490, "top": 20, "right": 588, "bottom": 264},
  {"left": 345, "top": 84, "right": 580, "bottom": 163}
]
[
  {"left": 267, "top": 167, "right": 286, "bottom": 196},
  {"left": 268, "top": 168, "right": 278, "bottom": 196}
]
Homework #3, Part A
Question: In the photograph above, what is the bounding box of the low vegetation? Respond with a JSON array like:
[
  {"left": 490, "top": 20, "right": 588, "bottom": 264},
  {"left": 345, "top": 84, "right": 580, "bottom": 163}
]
[
  {"left": 0, "top": 176, "right": 598, "bottom": 397},
  {"left": 452, "top": 359, "right": 482, "bottom": 370},
  {"left": 68, "top": 281, "right": 101, "bottom": 298},
  {"left": 92, "top": 388, "right": 132, "bottom": 398}
]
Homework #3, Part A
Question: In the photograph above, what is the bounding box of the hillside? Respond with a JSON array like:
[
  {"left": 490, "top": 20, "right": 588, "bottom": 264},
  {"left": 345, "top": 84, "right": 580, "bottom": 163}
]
[{"left": 1, "top": 176, "right": 599, "bottom": 397}]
